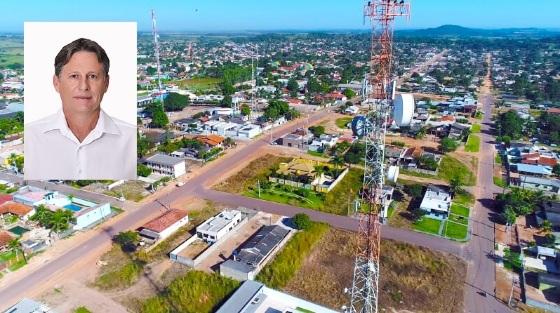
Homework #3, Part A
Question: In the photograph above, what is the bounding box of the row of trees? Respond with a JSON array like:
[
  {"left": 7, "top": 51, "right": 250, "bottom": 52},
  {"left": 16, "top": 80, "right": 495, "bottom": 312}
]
[
  {"left": 263, "top": 100, "right": 300, "bottom": 121},
  {"left": 30, "top": 205, "right": 76, "bottom": 236}
]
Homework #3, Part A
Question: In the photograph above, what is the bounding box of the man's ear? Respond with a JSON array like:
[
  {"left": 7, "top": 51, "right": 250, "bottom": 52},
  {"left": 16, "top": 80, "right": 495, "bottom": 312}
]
[
  {"left": 53, "top": 74, "right": 60, "bottom": 94},
  {"left": 104, "top": 74, "right": 110, "bottom": 93}
]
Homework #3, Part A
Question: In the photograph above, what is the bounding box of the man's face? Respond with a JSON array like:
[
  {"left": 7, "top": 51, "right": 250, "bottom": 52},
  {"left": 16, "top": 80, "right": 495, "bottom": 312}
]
[{"left": 53, "top": 51, "right": 109, "bottom": 115}]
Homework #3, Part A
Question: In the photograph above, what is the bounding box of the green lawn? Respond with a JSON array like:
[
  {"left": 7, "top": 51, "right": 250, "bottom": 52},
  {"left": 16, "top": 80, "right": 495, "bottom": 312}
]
[
  {"left": 400, "top": 168, "right": 438, "bottom": 179},
  {"left": 74, "top": 307, "right": 92, "bottom": 313},
  {"left": 494, "top": 176, "right": 507, "bottom": 188},
  {"left": 471, "top": 124, "right": 481, "bottom": 133},
  {"left": 413, "top": 217, "right": 442, "bottom": 235},
  {"left": 438, "top": 156, "right": 477, "bottom": 186},
  {"left": 307, "top": 150, "right": 326, "bottom": 158},
  {"left": 450, "top": 204, "right": 470, "bottom": 217},
  {"left": 465, "top": 135, "right": 481, "bottom": 152},
  {"left": 454, "top": 190, "right": 475, "bottom": 206},
  {"left": 495, "top": 153, "right": 502, "bottom": 164},
  {"left": 335, "top": 117, "right": 353, "bottom": 129},
  {"left": 245, "top": 168, "right": 363, "bottom": 216},
  {"left": 244, "top": 186, "right": 325, "bottom": 211},
  {"left": 443, "top": 221, "right": 468, "bottom": 241},
  {"left": 176, "top": 77, "right": 222, "bottom": 92}
]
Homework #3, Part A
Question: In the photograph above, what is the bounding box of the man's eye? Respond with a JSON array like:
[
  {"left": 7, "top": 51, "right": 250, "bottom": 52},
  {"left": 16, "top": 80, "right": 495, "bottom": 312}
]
[
  {"left": 88, "top": 74, "right": 98, "bottom": 80},
  {"left": 69, "top": 74, "right": 79, "bottom": 79}
]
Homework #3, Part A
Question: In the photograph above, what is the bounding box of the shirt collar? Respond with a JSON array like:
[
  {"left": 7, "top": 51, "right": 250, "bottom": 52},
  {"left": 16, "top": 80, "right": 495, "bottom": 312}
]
[{"left": 41, "top": 109, "right": 121, "bottom": 136}]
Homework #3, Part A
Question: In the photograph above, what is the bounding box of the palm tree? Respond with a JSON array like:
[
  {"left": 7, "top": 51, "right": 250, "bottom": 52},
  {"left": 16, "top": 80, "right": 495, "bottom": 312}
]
[
  {"left": 331, "top": 154, "right": 345, "bottom": 176},
  {"left": 449, "top": 174, "right": 464, "bottom": 197},
  {"left": 8, "top": 238, "right": 26, "bottom": 264},
  {"left": 49, "top": 209, "right": 76, "bottom": 236},
  {"left": 314, "top": 165, "right": 325, "bottom": 183},
  {"left": 30, "top": 205, "right": 52, "bottom": 226}
]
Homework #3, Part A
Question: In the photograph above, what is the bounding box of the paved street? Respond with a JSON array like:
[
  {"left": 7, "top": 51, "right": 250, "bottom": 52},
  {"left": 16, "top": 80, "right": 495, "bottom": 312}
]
[{"left": 462, "top": 62, "right": 511, "bottom": 313}]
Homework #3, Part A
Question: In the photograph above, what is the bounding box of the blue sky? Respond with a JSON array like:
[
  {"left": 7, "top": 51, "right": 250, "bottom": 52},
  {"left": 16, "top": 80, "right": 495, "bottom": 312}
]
[{"left": 2, "top": 0, "right": 560, "bottom": 33}]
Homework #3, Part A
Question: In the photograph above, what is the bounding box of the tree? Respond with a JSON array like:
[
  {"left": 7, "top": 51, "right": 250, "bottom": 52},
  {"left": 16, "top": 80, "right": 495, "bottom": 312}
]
[
  {"left": 501, "top": 135, "right": 512, "bottom": 147},
  {"left": 49, "top": 209, "right": 75, "bottom": 235},
  {"left": 542, "top": 220, "right": 553, "bottom": 234},
  {"left": 306, "top": 77, "right": 322, "bottom": 94},
  {"left": 292, "top": 213, "right": 311, "bottom": 230},
  {"left": 501, "top": 206, "right": 517, "bottom": 226},
  {"left": 263, "top": 100, "right": 290, "bottom": 121},
  {"left": 137, "top": 164, "right": 152, "bottom": 177},
  {"left": 496, "top": 110, "right": 523, "bottom": 140},
  {"left": 8, "top": 238, "right": 26, "bottom": 264},
  {"left": 415, "top": 127, "right": 427, "bottom": 140},
  {"left": 449, "top": 174, "right": 464, "bottom": 197},
  {"left": 163, "top": 92, "right": 189, "bottom": 112},
  {"left": 554, "top": 164, "right": 560, "bottom": 176},
  {"left": 240, "top": 104, "right": 251, "bottom": 116},
  {"left": 114, "top": 231, "right": 140, "bottom": 253},
  {"left": 287, "top": 78, "right": 299, "bottom": 93},
  {"left": 221, "top": 95, "right": 233, "bottom": 108},
  {"left": 343, "top": 88, "right": 356, "bottom": 99},
  {"left": 7, "top": 153, "right": 23, "bottom": 174},
  {"left": 440, "top": 138, "right": 459, "bottom": 153},
  {"left": 418, "top": 155, "right": 438, "bottom": 171},
  {"left": 308, "top": 125, "right": 325, "bottom": 137},
  {"left": 151, "top": 107, "right": 169, "bottom": 128},
  {"left": 223, "top": 137, "right": 236, "bottom": 148}
]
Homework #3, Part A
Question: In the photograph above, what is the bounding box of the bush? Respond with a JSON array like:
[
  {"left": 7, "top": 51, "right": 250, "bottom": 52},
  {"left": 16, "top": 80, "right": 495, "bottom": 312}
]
[
  {"left": 293, "top": 213, "right": 312, "bottom": 230},
  {"left": 440, "top": 138, "right": 459, "bottom": 153},
  {"left": 114, "top": 231, "right": 140, "bottom": 253},
  {"left": 404, "top": 183, "right": 424, "bottom": 199},
  {"left": 137, "top": 164, "right": 152, "bottom": 177},
  {"left": 391, "top": 141, "right": 405, "bottom": 148}
]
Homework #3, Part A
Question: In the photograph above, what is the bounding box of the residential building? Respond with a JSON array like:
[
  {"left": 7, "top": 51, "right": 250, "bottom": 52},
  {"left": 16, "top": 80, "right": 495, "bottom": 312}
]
[
  {"left": 237, "top": 124, "right": 262, "bottom": 139},
  {"left": 0, "top": 201, "right": 35, "bottom": 221},
  {"left": 220, "top": 225, "right": 291, "bottom": 281},
  {"left": 144, "top": 154, "right": 186, "bottom": 178},
  {"left": 194, "top": 134, "right": 225, "bottom": 148},
  {"left": 215, "top": 280, "right": 338, "bottom": 313},
  {"left": 0, "top": 230, "right": 13, "bottom": 252},
  {"left": 196, "top": 210, "right": 242, "bottom": 243},
  {"left": 2, "top": 298, "right": 54, "bottom": 313},
  {"left": 517, "top": 176, "right": 560, "bottom": 195},
  {"left": 419, "top": 185, "right": 452, "bottom": 217},
  {"left": 139, "top": 209, "right": 189, "bottom": 243},
  {"left": 70, "top": 199, "right": 112, "bottom": 230}
]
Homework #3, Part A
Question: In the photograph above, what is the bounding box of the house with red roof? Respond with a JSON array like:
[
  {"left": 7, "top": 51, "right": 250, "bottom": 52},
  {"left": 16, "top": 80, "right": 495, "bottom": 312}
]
[{"left": 139, "top": 209, "right": 189, "bottom": 243}]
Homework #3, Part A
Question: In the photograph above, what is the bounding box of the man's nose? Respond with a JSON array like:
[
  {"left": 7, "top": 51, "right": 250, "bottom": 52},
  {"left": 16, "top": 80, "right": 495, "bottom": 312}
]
[{"left": 78, "top": 76, "right": 90, "bottom": 91}]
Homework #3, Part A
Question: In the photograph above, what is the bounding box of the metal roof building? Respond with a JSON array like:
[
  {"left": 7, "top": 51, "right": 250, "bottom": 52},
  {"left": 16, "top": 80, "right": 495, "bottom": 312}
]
[{"left": 220, "top": 225, "right": 291, "bottom": 281}]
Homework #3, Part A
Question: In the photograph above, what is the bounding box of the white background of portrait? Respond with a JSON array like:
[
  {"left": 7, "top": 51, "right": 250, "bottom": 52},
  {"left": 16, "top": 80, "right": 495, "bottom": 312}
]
[{"left": 24, "top": 22, "right": 137, "bottom": 125}]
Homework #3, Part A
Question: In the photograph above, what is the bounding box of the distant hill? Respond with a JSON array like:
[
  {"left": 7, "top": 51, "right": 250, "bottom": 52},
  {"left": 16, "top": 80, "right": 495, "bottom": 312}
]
[{"left": 396, "top": 24, "right": 559, "bottom": 38}]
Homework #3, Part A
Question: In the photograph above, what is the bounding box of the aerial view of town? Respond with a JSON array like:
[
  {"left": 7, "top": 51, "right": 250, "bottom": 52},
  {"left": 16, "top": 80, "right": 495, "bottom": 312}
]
[{"left": 0, "top": 0, "right": 560, "bottom": 312}]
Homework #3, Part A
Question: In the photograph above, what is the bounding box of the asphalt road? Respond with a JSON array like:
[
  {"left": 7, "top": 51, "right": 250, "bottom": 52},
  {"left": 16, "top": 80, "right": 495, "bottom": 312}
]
[{"left": 462, "top": 84, "right": 511, "bottom": 312}]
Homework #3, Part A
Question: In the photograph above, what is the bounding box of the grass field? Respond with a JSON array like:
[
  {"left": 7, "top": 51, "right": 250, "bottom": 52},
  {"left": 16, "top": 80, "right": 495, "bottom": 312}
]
[
  {"left": 141, "top": 271, "right": 239, "bottom": 313},
  {"left": 283, "top": 229, "right": 466, "bottom": 312},
  {"left": 0, "top": 38, "right": 23, "bottom": 68},
  {"left": 413, "top": 217, "right": 442, "bottom": 235},
  {"left": 219, "top": 155, "right": 363, "bottom": 215},
  {"left": 471, "top": 124, "right": 481, "bottom": 133},
  {"left": 335, "top": 117, "right": 352, "bottom": 129},
  {"left": 400, "top": 168, "right": 438, "bottom": 179},
  {"left": 494, "top": 176, "right": 507, "bottom": 188},
  {"left": 175, "top": 77, "right": 222, "bottom": 92},
  {"left": 443, "top": 222, "right": 468, "bottom": 241},
  {"left": 450, "top": 204, "right": 470, "bottom": 217},
  {"left": 465, "top": 135, "right": 481, "bottom": 152},
  {"left": 307, "top": 150, "right": 326, "bottom": 158},
  {"left": 439, "top": 155, "right": 477, "bottom": 186},
  {"left": 244, "top": 185, "right": 325, "bottom": 210},
  {"left": 454, "top": 190, "right": 475, "bottom": 206},
  {"left": 257, "top": 222, "right": 329, "bottom": 289},
  {"left": 495, "top": 153, "right": 503, "bottom": 164}
]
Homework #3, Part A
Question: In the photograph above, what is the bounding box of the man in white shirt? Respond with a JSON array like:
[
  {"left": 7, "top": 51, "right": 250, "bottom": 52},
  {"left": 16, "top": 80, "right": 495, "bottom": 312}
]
[{"left": 24, "top": 38, "right": 136, "bottom": 180}]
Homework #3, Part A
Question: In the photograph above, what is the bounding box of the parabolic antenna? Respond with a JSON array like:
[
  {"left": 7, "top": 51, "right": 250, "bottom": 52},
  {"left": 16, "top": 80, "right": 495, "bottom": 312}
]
[
  {"left": 387, "top": 165, "right": 399, "bottom": 183},
  {"left": 393, "top": 93, "right": 415, "bottom": 127}
]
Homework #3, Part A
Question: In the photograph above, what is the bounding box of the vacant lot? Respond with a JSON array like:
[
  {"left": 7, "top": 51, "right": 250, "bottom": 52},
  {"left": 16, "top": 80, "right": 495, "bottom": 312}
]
[
  {"left": 439, "top": 155, "right": 477, "bottom": 186},
  {"left": 175, "top": 77, "right": 222, "bottom": 92},
  {"left": 335, "top": 117, "right": 352, "bottom": 129},
  {"left": 214, "top": 154, "right": 291, "bottom": 194},
  {"left": 284, "top": 229, "right": 465, "bottom": 313}
]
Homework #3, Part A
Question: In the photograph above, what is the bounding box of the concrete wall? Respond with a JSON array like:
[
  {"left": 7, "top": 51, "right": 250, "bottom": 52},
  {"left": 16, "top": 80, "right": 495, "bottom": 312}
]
[
  {"left": 171, "top": 218, "right": 248, "bottom": 267},
  {"left": 75, "top": 203, "right": 111, "bottom": 230}
]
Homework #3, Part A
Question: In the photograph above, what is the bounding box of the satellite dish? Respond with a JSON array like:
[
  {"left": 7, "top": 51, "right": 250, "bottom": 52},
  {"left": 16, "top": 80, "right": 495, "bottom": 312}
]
[
  {"left": 387, "top": 165, "right": 399, "bottom": 183},
  {"left": 351, "top": 115, "right": 370, "bottom": 138},
  {"left": 393, "top": 93, "right": 415, "bottom": 127}
]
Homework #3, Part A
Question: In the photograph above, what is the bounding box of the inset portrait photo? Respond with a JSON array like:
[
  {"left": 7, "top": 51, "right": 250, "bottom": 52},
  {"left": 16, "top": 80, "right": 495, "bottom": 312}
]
[{"left": 24, "top": 22, "right": 137, "bottom": 180}]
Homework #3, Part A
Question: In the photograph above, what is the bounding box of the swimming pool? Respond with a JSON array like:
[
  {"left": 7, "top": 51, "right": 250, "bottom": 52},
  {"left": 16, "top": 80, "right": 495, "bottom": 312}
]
[
  {"left": 64, "top": 203, "right": 82, "bottom": 212},
  {"left": 8, "top": 226, "right": 29, "bottom": 236}
]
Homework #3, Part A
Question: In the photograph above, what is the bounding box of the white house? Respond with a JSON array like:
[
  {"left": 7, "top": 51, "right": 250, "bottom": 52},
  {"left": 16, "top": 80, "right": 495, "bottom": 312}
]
[
  {"left": 196, "top": 210, "right": 243, "bottom": 243},
  {"left": 419, "top": 185, "right": 452, "bottom": 217},
  {"left": 237, "top": 124, "right": 262, "bottom": 139},
  {"left": 139, "top": 209, "right": 189, "bottom": 243},
  {"left": 144, "top": 154, "right": 186, "bottom": 178}
]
